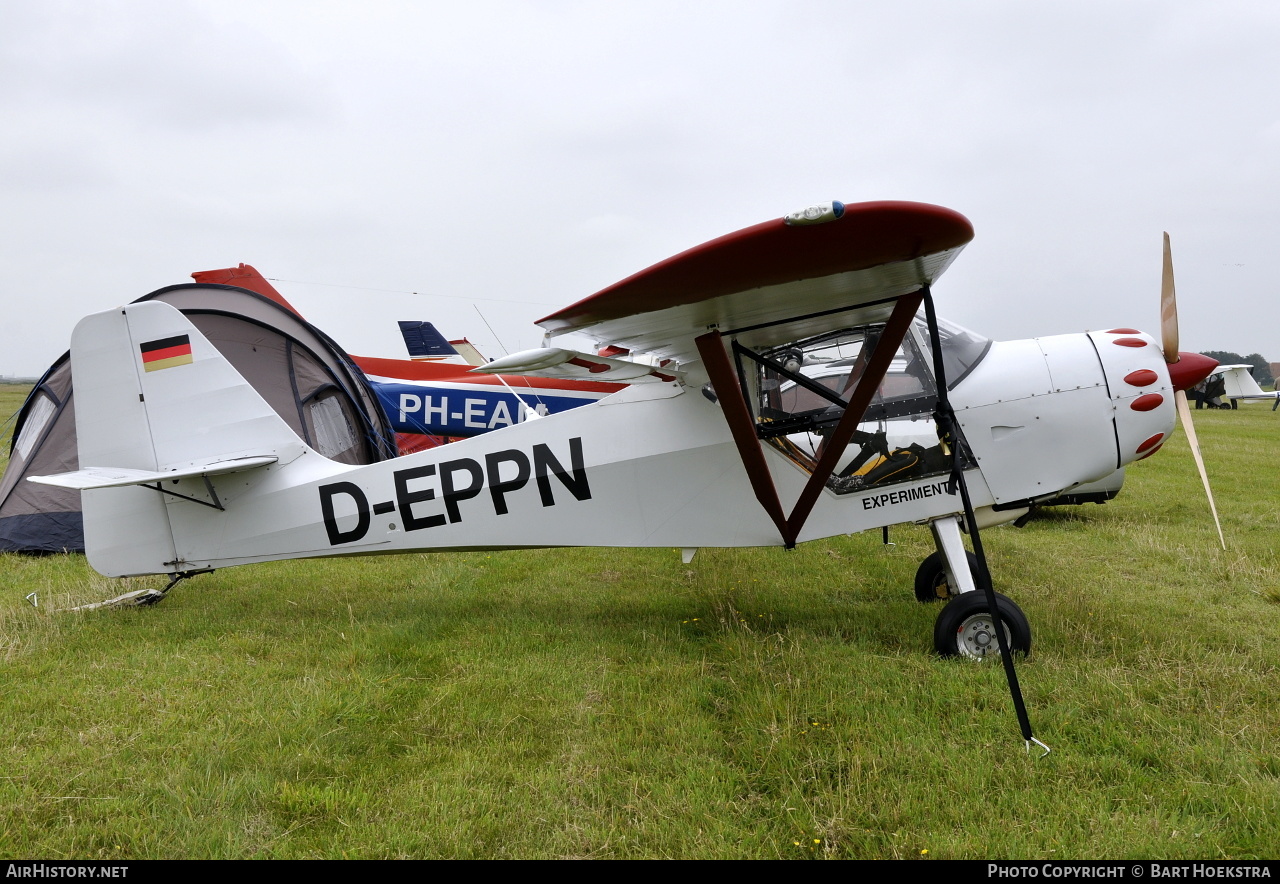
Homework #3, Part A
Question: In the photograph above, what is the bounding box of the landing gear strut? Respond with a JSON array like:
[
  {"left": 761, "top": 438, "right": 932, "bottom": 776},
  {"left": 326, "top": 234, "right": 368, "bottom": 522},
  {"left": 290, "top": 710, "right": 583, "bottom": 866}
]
[
  {"left": 921, "top": 515, "right": 1031, "bottom": 658},
  {"left": 914, "top": 550, "right": 980, "bottom": 602}
]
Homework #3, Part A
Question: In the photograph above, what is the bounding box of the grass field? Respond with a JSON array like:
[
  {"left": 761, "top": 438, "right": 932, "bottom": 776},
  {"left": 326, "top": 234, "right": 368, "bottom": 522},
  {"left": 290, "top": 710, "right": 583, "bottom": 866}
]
[{"left": 1, "top": 383, "right": 1278, "bottom": 859}]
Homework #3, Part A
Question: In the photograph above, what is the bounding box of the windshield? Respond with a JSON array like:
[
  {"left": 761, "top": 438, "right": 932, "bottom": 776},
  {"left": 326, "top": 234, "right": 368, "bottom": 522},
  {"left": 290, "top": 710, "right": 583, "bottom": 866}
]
[{"left": 913, "top": 317, "right": 990, "bottom": 389}]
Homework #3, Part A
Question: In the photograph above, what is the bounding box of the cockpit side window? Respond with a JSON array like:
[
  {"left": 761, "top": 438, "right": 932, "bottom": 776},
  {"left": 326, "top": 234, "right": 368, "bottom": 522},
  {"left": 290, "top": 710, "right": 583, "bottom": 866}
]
[
  {"left": 758, "top": 327, "right": 938, "bottom": 429},
  {"left": 749, "top": 323, "right": 964, "bottom": 495},
  {"left": 778, "top": 372, "right": 851, "bottom": 414}
]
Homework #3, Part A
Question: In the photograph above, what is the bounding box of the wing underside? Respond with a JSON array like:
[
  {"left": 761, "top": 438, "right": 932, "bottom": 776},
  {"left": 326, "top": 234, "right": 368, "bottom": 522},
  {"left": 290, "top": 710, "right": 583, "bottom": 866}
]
[{"left": 537, "top": 201, "right": 974, "bottom": 363}]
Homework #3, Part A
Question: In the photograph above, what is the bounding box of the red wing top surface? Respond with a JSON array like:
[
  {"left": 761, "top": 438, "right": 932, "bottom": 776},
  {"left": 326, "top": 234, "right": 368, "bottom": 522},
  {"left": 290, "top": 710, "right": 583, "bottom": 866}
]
[{"left": 537, "top": 201, "right": 974, "bottom": 363}]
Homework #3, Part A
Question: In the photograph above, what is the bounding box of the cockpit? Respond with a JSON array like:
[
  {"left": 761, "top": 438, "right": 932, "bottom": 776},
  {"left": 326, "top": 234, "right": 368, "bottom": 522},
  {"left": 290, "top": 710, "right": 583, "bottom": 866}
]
[{"left": 750, "top": 316, "right": 990, "bottom": 493}]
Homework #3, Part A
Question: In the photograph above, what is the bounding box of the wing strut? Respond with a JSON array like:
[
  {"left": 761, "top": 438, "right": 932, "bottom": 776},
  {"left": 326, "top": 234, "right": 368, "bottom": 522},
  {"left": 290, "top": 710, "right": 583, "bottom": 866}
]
[{"left": 694, "top": 292, "right": 923, "bottom": 548}]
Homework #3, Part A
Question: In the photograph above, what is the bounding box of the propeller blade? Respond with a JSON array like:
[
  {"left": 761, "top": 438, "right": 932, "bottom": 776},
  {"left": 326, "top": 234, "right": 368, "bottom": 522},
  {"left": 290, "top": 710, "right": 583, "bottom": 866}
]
[
  {"left": 1161, "top": 232, "right": 1179, "bottom": 363},
  {"left": 1174, "top": 389, "right": 1225, "bottom": 549}
]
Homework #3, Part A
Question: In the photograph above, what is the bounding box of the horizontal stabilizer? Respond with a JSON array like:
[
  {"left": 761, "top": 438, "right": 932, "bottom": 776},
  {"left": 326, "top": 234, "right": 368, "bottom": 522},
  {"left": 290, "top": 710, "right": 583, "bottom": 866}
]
[
  {"left": 30, "top": 455, "right": 278, "bottom": 490},
  {"left": 472, "top": 348, "right": 683, "bottom": 384}
]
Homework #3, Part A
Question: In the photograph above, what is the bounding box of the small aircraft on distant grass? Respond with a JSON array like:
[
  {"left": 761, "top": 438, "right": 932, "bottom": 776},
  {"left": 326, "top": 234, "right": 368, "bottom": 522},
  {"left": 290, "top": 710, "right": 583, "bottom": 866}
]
[
  {"left": 1209, "top": 364, "right": 1280, "bottom": 410},
  {"left": 31, "top": 201, "right": 1221, "bottom": 749}
]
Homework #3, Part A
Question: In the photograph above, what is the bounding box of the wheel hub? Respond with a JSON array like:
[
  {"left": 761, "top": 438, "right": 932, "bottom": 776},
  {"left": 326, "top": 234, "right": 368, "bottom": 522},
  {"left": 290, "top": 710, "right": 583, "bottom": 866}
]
[
  {"left": 956, "top": 614, "right": 1008, "bottom": 659},
  {"left": 932, "top": 575, "right": 950, "bottom": 600}
]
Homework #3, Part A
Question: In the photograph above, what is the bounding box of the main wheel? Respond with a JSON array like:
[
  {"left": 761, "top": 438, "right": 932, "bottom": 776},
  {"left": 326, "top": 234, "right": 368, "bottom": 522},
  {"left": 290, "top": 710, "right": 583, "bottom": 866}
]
[
  {"left": 914, "top": 551, "right": 981, "bottom": 602},
  {"left": 933, "top": 591, "right": 1031, "bottom": 659}
]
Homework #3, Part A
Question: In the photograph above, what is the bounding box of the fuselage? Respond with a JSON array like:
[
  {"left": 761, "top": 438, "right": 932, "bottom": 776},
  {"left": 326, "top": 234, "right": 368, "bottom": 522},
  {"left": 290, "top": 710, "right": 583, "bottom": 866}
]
[{"left": 83, "top": 317, "right": 1182, "bottom": 577}]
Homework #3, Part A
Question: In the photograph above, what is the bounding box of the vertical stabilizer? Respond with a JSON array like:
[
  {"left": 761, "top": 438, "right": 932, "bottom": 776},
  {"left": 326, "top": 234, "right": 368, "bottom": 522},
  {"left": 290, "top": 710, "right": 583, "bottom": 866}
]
[
  {"left": 74, "top": 308, "right": 174, "bottom": 576},
  {"left": 70, "top": 302, "right": 311, "bottom": 575},
  {"left": 1218, "top": 366, "right": 1266, "bottom": 399},
  {"left": 190, "top": 263, "right": 302, "bottom": 316},
  {"left": 398, "top": 321, "right": 459, "bottom": 360}
]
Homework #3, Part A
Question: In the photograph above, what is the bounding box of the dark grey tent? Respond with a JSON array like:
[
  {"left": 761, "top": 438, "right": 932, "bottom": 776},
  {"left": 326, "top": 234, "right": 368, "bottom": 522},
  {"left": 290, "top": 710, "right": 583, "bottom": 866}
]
[{"left": 0, "top": 283, "right": 397, "bottom": 553}]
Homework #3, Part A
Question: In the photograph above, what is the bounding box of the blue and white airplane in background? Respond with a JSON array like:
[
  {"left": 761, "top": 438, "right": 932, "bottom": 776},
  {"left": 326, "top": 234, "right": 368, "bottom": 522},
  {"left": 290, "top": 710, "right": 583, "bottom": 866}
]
[{"left": 191, "top": 264, "right": 627, "bottom": 455}]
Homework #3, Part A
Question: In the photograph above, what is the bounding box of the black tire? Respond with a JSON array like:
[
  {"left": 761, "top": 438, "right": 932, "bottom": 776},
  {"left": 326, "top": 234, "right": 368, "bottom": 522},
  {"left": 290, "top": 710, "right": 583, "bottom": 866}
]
[
  {"left": 933, "top": 591, "right": 1031, "bottom": 659},
  {"left": 914, "top": 550, "right": 981, "bottom": 603}
]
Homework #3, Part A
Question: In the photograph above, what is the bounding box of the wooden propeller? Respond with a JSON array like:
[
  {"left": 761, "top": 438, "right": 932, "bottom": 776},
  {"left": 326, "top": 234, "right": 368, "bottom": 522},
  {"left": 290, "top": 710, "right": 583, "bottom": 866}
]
[{"left": 1163, "top": 232, "right": 1225, "bottom": 549}]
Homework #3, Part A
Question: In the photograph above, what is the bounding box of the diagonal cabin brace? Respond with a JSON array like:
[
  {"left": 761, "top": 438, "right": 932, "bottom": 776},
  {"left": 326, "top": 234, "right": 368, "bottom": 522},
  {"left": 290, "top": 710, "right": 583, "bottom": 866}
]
[
  {"left": 696, "top": 330, "right": 790, "bottom": 540},
  {"left": 783, "top": 292, "right": 922, "bottom": 543},
  {"left": 734, "top": 342, "right": 852, "bottom": 411},
  {"left": 694, "top": 291, "right": 924, "bottom": 548},
  {"left": 732, "top": 343, "right": 885, "bottom": 445}
]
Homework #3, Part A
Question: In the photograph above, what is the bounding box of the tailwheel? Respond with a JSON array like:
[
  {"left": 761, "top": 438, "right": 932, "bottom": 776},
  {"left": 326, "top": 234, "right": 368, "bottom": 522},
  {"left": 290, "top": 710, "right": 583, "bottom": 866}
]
[
  {"left": 914, "top": 550, "right": 980, "bottom": 602},
  {"left": 933, "top": 591, "right": 1031, "bottom": 659}
]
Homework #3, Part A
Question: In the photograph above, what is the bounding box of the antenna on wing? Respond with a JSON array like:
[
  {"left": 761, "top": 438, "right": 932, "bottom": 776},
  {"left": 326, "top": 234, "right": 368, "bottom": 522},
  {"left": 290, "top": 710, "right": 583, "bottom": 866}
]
[
  {"left": 473, "top": 305, "right": 510, "bottom": 357},
  {"left": 474, "top": 306, "right": 545, "bottom": 422}
]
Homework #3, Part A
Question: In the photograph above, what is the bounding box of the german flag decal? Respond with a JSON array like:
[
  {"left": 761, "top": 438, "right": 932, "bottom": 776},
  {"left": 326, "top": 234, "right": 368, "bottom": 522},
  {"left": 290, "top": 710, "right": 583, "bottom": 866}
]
[{"left": 140, "top": 335, "right": 193, "bottom": 372}]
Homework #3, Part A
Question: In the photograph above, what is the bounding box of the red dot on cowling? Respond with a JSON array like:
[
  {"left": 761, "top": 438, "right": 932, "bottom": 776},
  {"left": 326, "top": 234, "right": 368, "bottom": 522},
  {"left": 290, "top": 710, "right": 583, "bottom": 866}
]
[
  {"left": 1130, "top": 393, "right": 1165, "bottom": 412},
  {"left": 1124, "top": 369, "right": 1159, "bottom": 387},
  {"left": 1113, "top": 337, "right": 1148, "bottom": 348},
  {"left": 1136, "top": 433, "right": 1164, "bottom": 454}
]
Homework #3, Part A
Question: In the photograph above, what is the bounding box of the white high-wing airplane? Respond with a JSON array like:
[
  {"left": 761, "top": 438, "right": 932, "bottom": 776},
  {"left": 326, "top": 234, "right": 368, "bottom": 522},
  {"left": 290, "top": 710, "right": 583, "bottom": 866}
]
[
  {"left": 31, "top": 201, "right": 1218, "bottom": 678},
  {"left": 1212, "top": 364, "right": 1280, "bottom": 410}
]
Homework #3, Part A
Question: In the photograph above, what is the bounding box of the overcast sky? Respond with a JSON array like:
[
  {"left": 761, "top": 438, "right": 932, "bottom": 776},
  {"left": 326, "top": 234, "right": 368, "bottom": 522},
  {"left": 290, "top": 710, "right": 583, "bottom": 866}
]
[{"left": 2, "top": 0, "right": 1277, "bottom": 379}]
